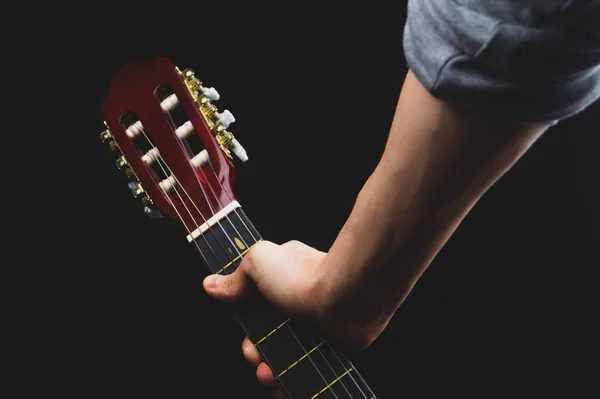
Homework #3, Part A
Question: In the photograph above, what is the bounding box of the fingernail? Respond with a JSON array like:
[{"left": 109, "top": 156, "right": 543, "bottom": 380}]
[{"left": 205, "top": 275, "right": 222, "bottom": 288}]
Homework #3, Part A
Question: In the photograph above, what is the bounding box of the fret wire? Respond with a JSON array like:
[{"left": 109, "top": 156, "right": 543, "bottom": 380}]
[
  {"left": 215, "top": 246, "right": 252, "bottom": 275},
  {"left": 195, "top": 205, "right": 376, "bottom": 398},
  {"left": 310, "top": 368, "right": 353, "bottom": 399},
  {"left": 277, "top": 341, "right": 325, "bottom": 379},
  {"left": 326, "top": 347, "right": 369, "bottom": 399},
  {"left": 171, "top": 112, "right": 309, "bottom": 398},
  {"left": 284, "top": 324, "right": 336, "bottom": 398},
  {"left": 255, "top": 318, "right": 291, "bottom": 346}
]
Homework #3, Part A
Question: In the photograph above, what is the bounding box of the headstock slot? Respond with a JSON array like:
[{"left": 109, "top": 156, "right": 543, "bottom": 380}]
[
  {"left": 120, "top": 111, "right": 152, "bottom": 154},
  {"left": 100, "top": 57, "right": 237, "bottom": 229},
  {"left": 155, "top": 84, "right": 209, "bottom": 174},
  {"left": 119, "top": 111, "right": 171, "bottom": 187}
]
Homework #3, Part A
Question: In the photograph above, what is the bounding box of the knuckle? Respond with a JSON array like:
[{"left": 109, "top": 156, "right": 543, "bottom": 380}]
[
  {"left": 243, "top": 240, "right": 272, "bottom": 269},
  {"left": 283, "top": 239, "right": 302, "bottom": 248}
]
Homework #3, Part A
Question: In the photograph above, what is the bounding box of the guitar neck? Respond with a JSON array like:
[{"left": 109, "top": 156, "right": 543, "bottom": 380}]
[{"left": 189, "top": 203, "right": 377, "bottom": 399}]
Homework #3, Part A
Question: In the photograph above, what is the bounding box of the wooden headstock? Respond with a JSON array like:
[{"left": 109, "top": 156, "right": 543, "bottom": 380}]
[{"left": 99, "top": 57, "right": 248, "bottom": 236}]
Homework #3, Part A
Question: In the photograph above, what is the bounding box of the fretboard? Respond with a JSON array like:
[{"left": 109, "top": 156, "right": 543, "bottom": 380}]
[{"left": 191, "top": 203, "right": 377, "bottom": 399}]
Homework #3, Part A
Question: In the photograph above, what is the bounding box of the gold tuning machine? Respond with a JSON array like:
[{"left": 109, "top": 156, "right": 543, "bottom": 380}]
[
  {"left": 115, "top": 155, "right": 136, "bottom": 178},
  {"left": 100, "top": 126, "right": 122, "bottom": 153},
  {"left": 177, "top": 67, "right": 248, "bottom": 162},
  {"left": 214, "top": 124, "right": 248, "bottom": 162},
  {"left": 100, "top": 122, "right": 160, "bottom": 218}
]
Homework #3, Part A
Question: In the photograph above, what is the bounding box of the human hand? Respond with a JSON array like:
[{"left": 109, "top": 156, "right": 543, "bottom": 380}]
[{"left": 202, "top": 240, "right": 386, "bottom": 394}]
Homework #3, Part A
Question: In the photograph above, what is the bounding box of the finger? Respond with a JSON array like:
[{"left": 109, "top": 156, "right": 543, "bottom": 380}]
[
  {"left": 202, "top": 269, "right": 254, "bottom": 302},
  {"left": 256, "top": 362, "right": 276, "bottom": 386},
  {"left": 273, "top": 388, "right": 286, "bottom": 399},
  {"left": 202, "top": 240, "right": 279, "bottom": 302},
  {"left": 242, "top": 336, "right": 262, "bottom": 366}
]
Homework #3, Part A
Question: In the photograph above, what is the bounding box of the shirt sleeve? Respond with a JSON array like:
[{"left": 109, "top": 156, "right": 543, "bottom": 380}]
[{"left": 402, "top": 0, "right": 600, "bottom": 124}]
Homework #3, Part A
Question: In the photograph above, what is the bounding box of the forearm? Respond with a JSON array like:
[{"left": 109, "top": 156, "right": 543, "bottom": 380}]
[{"left": 316, "top": 70, "right": 549, "bottom": 335}]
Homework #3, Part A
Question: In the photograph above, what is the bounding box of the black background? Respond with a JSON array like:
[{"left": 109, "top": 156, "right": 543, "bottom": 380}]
[{"left": 8, "top": 1, "right": 599, "bottom": 398}]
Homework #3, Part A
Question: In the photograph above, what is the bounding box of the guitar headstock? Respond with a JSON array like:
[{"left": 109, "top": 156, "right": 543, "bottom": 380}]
[{"left": 100, "top": 57, "right": 248, "bottom": 237}]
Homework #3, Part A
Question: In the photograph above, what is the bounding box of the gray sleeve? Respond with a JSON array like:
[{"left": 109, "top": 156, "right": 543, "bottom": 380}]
[{"left": 402, "top": 0, "right": 600, "bottom": 123}]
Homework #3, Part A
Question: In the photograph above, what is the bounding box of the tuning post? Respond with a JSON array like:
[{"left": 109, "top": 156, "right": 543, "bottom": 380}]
[
  {"left": 191, "top": 149, "right": 210, "bottom": 168},
  {"left": 158, "top": 176, "right": 177, "bottom": 193},
  {"left": 141, "top": 148, "right": 161, "bottom": 165},
  {"left": 125, "top": 121, "right": 144, "bottom": 138},
  {"left": 175, "top": 121, "right": 195, "bottom": 139}
]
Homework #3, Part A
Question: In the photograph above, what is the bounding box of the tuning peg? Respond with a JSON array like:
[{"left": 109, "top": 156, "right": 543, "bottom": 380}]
[
  {"left": 231, "top": 138, "right": 248, "bottom": 162},
  {"left": 214, "top": 125, "right": 249, "bottom": 163},
  {"left": 217, "top": 110, "right": 235, "bottom": 128},
  {"left": 203, "top": 87, "right": 220, "bottom": 101},
  {"left": 144, "top": 206, "right": 163, "bottom": 219}
]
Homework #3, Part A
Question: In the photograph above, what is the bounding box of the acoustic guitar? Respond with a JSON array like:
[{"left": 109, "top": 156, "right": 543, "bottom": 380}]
[{"left": 99, "top": 57, "right": 377, "bottom": 399}]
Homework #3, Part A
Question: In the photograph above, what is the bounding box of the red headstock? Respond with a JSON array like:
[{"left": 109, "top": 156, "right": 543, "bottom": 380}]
[{"left": 100, "top": 57, "right": 248, "bottom": 237}]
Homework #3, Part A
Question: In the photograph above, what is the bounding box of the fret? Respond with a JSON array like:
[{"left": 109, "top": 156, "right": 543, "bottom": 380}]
[
  {"left": 277, "top": 341, "right": 349, "bottom": 399},
  {"left": 310, "top": 368, "right": 353, "bottom": 399},
  {"left": 191, "top": 204, "right": 378, "bottom": 398},
  {"left": 285, "top": 340, "right": 353, "bottom": 398},
  {"left": 215, "top": 247, "right": 251, "bottom": 275},
  {"left": 192, "top": 205, "right": 261, "bottom": 275},
  {"left": 234, "top": 295, "right": 292, "bottom": 342},
  {"left": 277, "top": 341, "right": 325, "bottom": 378},
  {"left": 255, "top": 318, "right": 291, "bottom": 345},
  {"left": 310, "top": 346, "right": 370, "bottom": 399}
]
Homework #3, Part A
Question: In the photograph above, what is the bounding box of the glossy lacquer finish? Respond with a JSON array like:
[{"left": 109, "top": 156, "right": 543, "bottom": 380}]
[{"left": 101, "top": 57, "right": 236, "bottom": 229}]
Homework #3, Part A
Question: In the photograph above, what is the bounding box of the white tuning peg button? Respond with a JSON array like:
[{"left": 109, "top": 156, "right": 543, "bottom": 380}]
[
  {"left": 203, "top": 87, "right": 220, "bottom": 101},
  {"left": 217, "top": 110, "right": 235, "bottom": 128},
  {"left": 231, "top": 138, "right": 248, "bottom": 162}
]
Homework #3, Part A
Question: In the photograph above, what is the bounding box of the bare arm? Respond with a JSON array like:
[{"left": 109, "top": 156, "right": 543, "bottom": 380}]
[
  {"left": 202, "top": 69, "right": 549, "bottom": 385},
  {"left": 313, "top": 69, "right": 549, "bottom": 348}
]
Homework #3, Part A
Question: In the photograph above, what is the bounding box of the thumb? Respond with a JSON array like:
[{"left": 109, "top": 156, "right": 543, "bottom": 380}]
[
  {"left": 202, "top": 268, "right": 255, "bottom": 302},
  {"left": 202, "top": 240, "right": 278, "bottom": 302}
]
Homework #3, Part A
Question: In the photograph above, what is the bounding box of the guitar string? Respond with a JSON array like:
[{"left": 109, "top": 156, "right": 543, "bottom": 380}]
[
  {"left": 175, "top": 119, "right": 365, "bottom": 398},
  {"left": 168, "top": 99, "right": 364, "bottom": 398},
  {"left": 163, "top": 110, "right": 257, "bottom": 262},
  {"left": 162, "top": 111, "right": 309, "bottom": 398},
  {"left": 143, "top": 98, "right": 365, "bottom": 397},
  {"left": 203, "top": 155, "right": 368, "bottom": 399},
  {"left": 328, "top": 346, "right": 368, "bottom": 399},
  {"left": 171, "top": 129, "right": 312, "bottom": 397},
  {"left": 174, "top": 127, "right": 361, "bottom": 398},
  {"left": 142, "top": 128, "right": 354, "bottom": 398},
  {"left": 136, "top": 128, "right": 228, "bottom": 269},
  {"left": 135, "top": 125, "right": 294, "bottom": 399},
  {"left": 204, "top": 153, "right": 354, "bottom": 398},
  {"left": 138, "top": 120, "right": 249, "bottom": 273}
]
